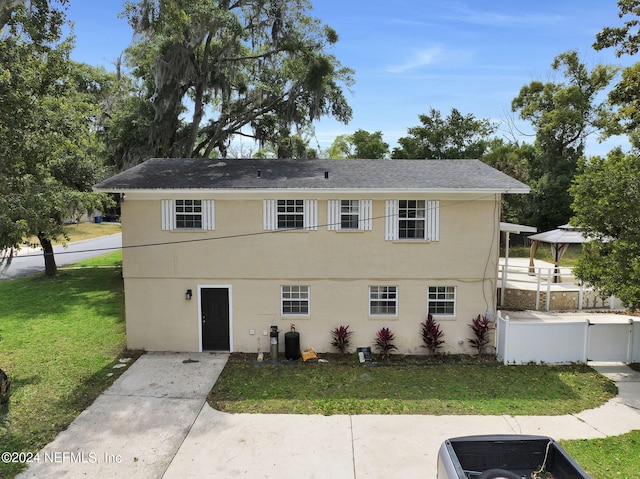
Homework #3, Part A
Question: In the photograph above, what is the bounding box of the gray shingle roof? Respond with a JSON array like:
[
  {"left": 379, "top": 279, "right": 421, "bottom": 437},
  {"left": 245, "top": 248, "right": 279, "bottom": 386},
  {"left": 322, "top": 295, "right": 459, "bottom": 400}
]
[{"left": 94, "top": 158, "right": 529, "bottom": 193}]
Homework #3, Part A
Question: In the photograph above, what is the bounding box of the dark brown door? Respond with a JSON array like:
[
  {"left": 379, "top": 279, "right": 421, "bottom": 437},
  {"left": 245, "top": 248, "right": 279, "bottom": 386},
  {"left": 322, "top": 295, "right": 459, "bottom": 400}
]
[{"left": 201, "top": 288, "right": 230, "bottom": 351}]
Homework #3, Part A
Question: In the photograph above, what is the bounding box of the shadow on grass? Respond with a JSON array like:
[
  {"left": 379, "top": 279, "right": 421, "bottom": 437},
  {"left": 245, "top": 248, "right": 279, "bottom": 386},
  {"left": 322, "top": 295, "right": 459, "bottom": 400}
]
[
  {"left": 0, "top": 350, "right": 144, "bottom": 478},
  {"left": 0, "top": 268, "right": 124, "bottom": 323}
]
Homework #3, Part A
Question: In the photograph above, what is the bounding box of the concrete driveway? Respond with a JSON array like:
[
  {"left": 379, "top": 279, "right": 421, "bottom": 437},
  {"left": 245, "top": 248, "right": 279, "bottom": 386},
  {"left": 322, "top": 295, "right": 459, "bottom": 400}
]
[{"left": 17, "top": 352, "right": 640, "bottom": 479}]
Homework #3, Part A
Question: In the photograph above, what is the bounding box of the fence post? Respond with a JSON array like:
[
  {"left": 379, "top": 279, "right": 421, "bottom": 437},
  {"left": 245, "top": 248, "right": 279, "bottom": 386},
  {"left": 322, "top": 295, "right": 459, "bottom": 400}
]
[
  {"left": 545, "top": 269, "right": 551, "bottom": 311},
  {"left": 502, "top": 313, "right": 511, "bottom": 365},
  {"left": 535, "top": 268, "right": 541, "bottom": 310},
  {"left": 627, "top": 318, "right": 634, "bottom": 363},
  {"left": 584, "top": 319, "right": 591, "bottom": 363},
  {"left": 632, "top": 320, "right": 639, "bottom": 363},
  {"left": 500, "top": 264, "right": 505, "bottom": 307},
  {"left": 578, "top": 283, "right": 583, "bottom": 311}
]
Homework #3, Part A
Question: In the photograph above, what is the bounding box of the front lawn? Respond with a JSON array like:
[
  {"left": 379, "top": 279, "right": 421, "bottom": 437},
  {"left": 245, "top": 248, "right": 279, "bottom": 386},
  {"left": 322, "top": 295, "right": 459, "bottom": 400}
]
[
  {"left": 208, "top": 354, "right": 617, "bottom": 416},
  {"left": 0, "top": 254, "right": 128, "bottom": 478},
  {"left": 562, "top": 431, "right": 640, "bottom": 479}
]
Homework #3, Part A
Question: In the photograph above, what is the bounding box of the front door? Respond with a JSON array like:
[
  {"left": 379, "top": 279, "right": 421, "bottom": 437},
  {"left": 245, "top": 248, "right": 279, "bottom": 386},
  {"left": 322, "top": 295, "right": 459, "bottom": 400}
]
[{"left": 201, "top": 288, "right": 230, "bottom": 351}]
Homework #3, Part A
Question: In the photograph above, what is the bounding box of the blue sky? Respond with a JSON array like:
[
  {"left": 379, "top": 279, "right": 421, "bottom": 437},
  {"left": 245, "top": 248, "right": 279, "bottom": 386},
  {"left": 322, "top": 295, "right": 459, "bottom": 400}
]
[{"left": 66, "top": 1, "right": 634, "bottom": 157}]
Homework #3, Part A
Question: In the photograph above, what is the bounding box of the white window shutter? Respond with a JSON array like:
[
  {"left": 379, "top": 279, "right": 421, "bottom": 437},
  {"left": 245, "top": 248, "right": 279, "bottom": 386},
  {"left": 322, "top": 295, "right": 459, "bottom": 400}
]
[
  {"left": 385, "top": 200, "right": 398, "bottom": 240},
  {"left": 360, "top": 199, "right": 373, "bottom": 231},
  {"left": 304, "top": 199, "right": 318, "bottom": 230},
  {"left": 161, "top": 199, "right": 175, "bottom": 230},
  {"left": 263, "top": 199, "right": 276, "bottom": 230},
  {"left": 202, "top": 199, "right": 215, "bottom": 230},
  {"left": 327, "top": 199, "right": 340, "bottom": 231},
  {"left": 426, "top": 200, "right": 440, "bottom": 241}
]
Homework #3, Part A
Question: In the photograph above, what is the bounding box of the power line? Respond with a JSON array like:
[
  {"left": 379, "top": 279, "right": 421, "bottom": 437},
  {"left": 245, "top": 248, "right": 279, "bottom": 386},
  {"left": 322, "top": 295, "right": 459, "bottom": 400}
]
[{"left": 8, "top": 194, "right": 500, "bottom": 258}]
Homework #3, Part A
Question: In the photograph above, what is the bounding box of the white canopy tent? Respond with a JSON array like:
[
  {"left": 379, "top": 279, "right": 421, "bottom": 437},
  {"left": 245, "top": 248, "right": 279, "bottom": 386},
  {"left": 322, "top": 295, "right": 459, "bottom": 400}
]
[{"left": 528, "top": 224, "right": 590, "bottom": 282}]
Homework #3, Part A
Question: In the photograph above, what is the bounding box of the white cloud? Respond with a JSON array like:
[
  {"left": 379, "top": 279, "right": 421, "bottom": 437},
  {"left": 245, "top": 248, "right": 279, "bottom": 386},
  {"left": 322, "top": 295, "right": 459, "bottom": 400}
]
[
  {"left": 388, "top": 6, "right": 565, "bottom": 30},
  {"left": 385, "top": 46, "right": 445, "bottom": 74},
  {"left": 455, "top": 10, "right": 564, "bottom": 27}
]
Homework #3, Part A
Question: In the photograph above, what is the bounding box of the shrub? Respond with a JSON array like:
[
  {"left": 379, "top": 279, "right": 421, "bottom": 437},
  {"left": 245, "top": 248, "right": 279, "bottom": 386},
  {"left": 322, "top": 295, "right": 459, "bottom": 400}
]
[
  {"left": 374, "top": 327, "right": 398, "bottom": 362},
  {"left": 330, "top": 325, "right": 353, "bottom": 354},
  {"left": 421, "top": 313, "right": 445, "bottom": 355},
  {"left": 468, "top": 314, "right": 493, "bottom": 355}
]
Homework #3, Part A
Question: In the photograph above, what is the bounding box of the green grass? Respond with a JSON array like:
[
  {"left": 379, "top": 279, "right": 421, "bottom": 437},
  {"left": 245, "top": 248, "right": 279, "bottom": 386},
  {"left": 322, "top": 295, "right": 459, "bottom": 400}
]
[
  {"left": 0, "top": 255, "right": 128, "bottom": 478},
  {"left": 65, "top": 250, "right": 122, "bottom": 268},
  {"left": 562, "top": 431, "right": 640, "bottom": 479},
  {"left": 208, "top": 354, "right": 617, "bottom": 416}
]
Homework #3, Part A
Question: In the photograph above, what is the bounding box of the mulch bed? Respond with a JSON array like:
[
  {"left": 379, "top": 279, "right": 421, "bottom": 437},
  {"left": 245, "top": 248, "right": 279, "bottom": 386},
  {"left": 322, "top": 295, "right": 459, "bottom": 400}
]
[{"left": 226, "top": 351, "right": 500, "bottom": 367}]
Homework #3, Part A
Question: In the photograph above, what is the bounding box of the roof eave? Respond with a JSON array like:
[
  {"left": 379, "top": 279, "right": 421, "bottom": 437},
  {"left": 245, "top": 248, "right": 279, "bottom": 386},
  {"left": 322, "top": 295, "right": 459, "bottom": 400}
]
[{"left": 94, "top": 186, "right": 530, "bottom": 195}]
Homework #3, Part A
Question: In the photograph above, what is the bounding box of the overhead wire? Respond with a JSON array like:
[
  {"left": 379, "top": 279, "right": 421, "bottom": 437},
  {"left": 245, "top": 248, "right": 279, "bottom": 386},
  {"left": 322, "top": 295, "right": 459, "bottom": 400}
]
[{"left": 9, "top": 193, "right": 503, "bottom": 258}]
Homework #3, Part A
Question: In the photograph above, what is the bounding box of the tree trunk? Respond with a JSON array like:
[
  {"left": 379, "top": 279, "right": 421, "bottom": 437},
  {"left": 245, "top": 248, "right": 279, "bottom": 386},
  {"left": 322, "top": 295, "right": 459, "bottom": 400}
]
[
  {"left": 187, "top": 33, "right": 212, "bottom": 157},
  {"left": 38, "top": 235, "right": 57, "bottom": 276},
  {"left": 0, "top": 368, "right": 9, "bottom": 423}
]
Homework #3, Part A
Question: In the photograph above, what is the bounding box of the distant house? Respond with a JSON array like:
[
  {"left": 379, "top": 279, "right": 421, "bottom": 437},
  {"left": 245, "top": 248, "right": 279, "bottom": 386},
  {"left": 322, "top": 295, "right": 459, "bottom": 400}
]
[{"left": 94, "top": 158, "right": 529, "bottom": 354}]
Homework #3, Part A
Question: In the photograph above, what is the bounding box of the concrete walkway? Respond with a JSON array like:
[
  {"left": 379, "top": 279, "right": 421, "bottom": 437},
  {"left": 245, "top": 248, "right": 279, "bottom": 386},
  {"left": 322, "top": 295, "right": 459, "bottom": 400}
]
[{"left": 17, "top": 353, "right": 640, "bottom": 479}]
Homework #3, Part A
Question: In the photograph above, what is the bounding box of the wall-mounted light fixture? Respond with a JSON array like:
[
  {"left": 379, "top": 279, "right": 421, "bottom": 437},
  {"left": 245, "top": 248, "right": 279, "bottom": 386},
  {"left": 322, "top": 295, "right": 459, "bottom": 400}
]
[{"left": 185, "top": 289, "right": 193, "bottom": 300}]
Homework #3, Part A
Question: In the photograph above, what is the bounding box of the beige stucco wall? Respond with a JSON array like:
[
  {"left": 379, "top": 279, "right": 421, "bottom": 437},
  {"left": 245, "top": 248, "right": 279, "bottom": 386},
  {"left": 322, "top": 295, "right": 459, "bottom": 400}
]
[{"left": 120, "top": 192, "right": 501, "bottom": 354}]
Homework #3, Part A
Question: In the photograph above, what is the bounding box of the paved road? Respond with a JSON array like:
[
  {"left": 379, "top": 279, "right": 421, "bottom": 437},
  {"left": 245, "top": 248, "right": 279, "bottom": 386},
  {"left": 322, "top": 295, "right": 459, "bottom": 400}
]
[{"left": 0, "top": 233, "right": 122, "bottom": 281}]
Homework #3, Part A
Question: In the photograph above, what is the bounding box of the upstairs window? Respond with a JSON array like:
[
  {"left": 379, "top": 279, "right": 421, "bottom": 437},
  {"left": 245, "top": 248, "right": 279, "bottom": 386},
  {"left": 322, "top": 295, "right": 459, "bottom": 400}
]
[
  {"left": 263, "top": 199, "right": 318, "bottom": 231},
  {"left": 398, "top": 200, "right": 425, "bottom": 239},
  {"left": 277, "top": 200, "right": 304, "bottom": 229},
  {"left": 175, "top": 199, "right": 202, "bottom": 229},
  {"left": 340, "top": 200, "right": 359, "bottom": 229},
  {"left": 327, "top": 199, "right": 372, "bottom": 231},
  {"left": 161, "top": 199, "right": 215, "bottom": 231},
  {"left": 385, "top": 199, "right": 439, "bottom": 241}
]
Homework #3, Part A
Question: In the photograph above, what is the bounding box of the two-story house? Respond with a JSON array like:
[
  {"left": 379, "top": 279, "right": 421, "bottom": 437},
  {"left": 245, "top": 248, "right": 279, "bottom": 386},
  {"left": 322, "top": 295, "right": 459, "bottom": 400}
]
[{"left": 95, "top": 158, "right": 529, "bottom": 354}]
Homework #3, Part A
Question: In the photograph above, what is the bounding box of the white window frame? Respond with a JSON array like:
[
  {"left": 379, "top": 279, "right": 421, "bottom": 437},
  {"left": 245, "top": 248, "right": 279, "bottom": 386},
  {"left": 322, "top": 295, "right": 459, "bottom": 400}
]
[
  {"left": 385, "top": 199, "right": 439, "bottom": 241},
  {"left": 277, "top": 199, "right": 305, "bottom": 229},
  {"left": 327, "top": 199, "right": 372, "bottom": 231},
  {"left": 369, "top": 286, "right": 398, "bottom": 316},
  {"left": 175, "top": 199, "right": 203, "bottom": 229},
  {"left": 398, "top": 199, "right": 425, "bottom": 239},
  {"left": 427, "top": 286, "right": 456, "bottom": 316},
  {"left": 264, "top": 199, "right": 318, "bottom": 231},
  {"left": 340, "top": 199, "right": 360, "bottom": 229},
  {"left": 281, "top": 285, "right": 310, "bottom": 316},
  {"left": 161, "top": 199, "right": 215, "bottom": 231}
]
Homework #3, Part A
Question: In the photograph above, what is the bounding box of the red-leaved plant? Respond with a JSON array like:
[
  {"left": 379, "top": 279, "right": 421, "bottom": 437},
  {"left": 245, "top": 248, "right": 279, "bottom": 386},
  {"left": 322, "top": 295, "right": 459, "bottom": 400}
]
[
  {"left": 421, "top": 313, "right": 445, "bottom": 355},
  {"left": 330, "top": 325, "right": 353, "bottom": 354},
  {"left": 374, "top": 327, "right": 398, "bottom": 362},
  {"left": 468, "top": 314, "right": 493, "bottom": 355}
]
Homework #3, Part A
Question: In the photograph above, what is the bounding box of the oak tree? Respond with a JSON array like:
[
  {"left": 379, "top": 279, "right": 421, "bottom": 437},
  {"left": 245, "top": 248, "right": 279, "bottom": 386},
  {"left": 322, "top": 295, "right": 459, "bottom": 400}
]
[
  {"left": 0, "top": 1, "right": 111, "bottom": 275},
  {"left": 116, "top": 0, "right": 353, "bottom": 164}
]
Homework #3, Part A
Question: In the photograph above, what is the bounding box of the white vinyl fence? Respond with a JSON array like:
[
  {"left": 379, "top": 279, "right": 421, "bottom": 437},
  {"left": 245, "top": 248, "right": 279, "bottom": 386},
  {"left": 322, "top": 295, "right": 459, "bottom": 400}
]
[{"left": 495, "top": 311, "right": 640, "bottom": 365}]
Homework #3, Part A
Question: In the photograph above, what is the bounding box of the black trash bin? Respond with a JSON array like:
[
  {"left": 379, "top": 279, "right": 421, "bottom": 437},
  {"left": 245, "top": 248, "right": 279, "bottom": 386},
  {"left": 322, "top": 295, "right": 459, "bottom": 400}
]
[{"left": 285, "top": 330, "right": 300, "bottom": 360}]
